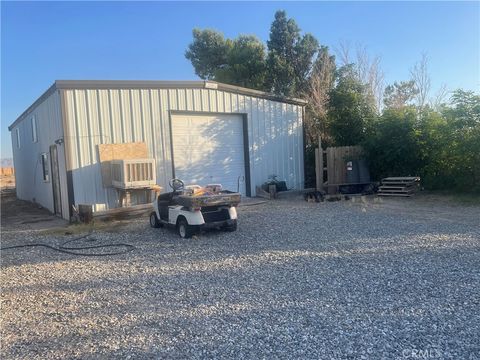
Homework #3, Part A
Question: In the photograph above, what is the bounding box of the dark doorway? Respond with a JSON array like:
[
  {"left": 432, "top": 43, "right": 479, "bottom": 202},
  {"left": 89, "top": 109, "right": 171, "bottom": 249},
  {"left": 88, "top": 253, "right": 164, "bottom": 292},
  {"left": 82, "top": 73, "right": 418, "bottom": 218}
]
[{"left": 49, "top": 145, "right": 62, "bottom": 216}]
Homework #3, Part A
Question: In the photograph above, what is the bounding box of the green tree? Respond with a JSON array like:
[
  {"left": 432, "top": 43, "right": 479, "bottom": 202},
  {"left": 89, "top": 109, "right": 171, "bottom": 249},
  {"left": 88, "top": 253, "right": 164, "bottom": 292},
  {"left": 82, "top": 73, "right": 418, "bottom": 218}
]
[
  {"left": 363, "top": 90, "right": 480, "bottom": 192},
  {"left": 447, "top": 90, "right": 480, "bottom": 128},
  {"left": 327, "top": 65, "right": 376, "bottom": 146},
  {"left": 266, "top": 10, "right": 318, "bottom": 96},
  {"left": 214, "top": 35, "right": 267, "bottom": 90},
  {"left": 185, "top": 29, "right": 229, "bottom": 80},
  {"left": 185, "top": 30, "right": 267, "bottom": 90},
  {"left": 363, "top": 107, "right": 423, "bottom": 179},
  {"left": 415, "top": 108, "right": 451, "bottom": 189},
  {"left": 440, "top": 90, "right": 480, "bottom": 190},
  {"left": 304, "top": 46, "right": 336, "bottom": 145},
  {"left": 383, "top": 81, "right": 419, "bottom": 109}
]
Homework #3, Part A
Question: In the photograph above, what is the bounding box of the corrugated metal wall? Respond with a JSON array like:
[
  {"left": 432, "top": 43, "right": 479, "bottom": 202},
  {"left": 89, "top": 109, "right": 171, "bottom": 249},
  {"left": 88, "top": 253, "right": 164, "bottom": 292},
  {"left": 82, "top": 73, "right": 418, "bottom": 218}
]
[
  {"left": 63, "top": 88, "right": 304, "bottom": 211},
  {"left": 10, "top": 91, "right": 70, "bottom": 218}
]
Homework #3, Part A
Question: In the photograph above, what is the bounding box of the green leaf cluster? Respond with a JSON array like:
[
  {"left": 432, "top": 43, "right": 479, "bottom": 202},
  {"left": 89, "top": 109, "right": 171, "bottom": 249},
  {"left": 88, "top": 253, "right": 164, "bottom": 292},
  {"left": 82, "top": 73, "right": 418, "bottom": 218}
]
[
  {"left": 185, "top": 30, "right": 266, "bottom": 90},
  {"left": 265, "top": 11, "right": 318, "bottom": 96},
  {"left": 363, "top": 90, "right": 480, "bottom": 191},
  {"left": 327, "top": 66, "right": 376, "bottom": 146},
  {"left": 185, "top": 10, "right": 319, "bottom": 95}
]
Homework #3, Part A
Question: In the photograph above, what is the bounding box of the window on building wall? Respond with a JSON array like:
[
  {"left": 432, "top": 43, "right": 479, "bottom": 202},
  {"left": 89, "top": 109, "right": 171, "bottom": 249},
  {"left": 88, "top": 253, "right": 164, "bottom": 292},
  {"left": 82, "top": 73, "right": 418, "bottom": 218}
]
[
  {"left": 41, "top": 153, "right": 49, "bottom": 182},
  {"left": 31, "top": 116, "right": 38, "bottom": 142},
  {"left": 15, "top": 128, "right": 20, "bottom": 148}
]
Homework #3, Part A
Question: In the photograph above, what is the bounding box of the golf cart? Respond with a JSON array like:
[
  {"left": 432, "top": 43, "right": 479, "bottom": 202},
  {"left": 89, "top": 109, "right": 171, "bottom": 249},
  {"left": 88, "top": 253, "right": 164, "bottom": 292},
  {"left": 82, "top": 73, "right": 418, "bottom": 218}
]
[{"left": 149, "top": 178, "right": 241, "bottom": 238}]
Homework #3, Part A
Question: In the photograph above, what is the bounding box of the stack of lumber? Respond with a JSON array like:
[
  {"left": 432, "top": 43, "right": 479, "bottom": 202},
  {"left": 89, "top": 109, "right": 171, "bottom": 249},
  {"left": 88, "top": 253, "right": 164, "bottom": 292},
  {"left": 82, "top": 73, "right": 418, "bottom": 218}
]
[{"left": 378, "top": 177, "right": 420, "bottom": 197}]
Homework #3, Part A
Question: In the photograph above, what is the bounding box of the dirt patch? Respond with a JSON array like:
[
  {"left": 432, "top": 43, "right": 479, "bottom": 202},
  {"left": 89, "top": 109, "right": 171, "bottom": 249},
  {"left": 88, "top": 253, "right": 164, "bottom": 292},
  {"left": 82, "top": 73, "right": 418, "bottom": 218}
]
[
  {"left": 0, "top": 175, "right": 147, "bottom": 235},
  {"left": 1, "top": 191, "right": 68, "bottom": 232},
  {"left": 0, "top": 174, "right": 15, "bottom": 190},
  {"left": 1, "top": 175, "right": 68, "bottom": 232}
]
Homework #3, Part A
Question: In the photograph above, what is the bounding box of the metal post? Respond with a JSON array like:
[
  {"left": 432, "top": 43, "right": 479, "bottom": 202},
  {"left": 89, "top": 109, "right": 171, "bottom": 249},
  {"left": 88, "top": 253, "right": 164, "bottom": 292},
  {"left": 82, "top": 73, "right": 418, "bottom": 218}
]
[{"left": 315, "top": 137, "right": 324, "bottom": 192}]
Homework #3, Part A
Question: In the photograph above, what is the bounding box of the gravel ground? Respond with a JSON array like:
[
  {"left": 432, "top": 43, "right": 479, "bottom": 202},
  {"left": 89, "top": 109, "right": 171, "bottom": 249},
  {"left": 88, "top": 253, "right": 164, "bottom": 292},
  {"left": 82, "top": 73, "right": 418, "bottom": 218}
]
[{"left": 1, "top": 196, "right": 479, "bottom": 359}]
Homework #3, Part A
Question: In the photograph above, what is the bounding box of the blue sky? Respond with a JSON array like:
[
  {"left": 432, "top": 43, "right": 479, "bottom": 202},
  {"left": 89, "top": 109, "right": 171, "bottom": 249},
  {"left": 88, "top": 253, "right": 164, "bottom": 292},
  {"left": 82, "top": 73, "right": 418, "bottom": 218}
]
[{"left": 1, "top": 1, "right": 479, "bottom": 158}]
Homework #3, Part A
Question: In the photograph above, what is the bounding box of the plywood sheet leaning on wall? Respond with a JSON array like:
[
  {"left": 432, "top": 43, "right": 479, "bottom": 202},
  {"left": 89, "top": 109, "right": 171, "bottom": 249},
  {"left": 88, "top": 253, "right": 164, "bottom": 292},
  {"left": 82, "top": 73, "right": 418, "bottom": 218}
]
[{"left": 98, "top": 142, "right": 148, "bottom": 187}]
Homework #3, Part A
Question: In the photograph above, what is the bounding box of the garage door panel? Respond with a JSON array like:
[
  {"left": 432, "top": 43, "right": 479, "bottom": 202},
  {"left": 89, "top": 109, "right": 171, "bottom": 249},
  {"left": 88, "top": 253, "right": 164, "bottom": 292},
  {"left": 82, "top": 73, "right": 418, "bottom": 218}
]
[{"left": 172, "top": 114, "right": 246, "bottom": 195}]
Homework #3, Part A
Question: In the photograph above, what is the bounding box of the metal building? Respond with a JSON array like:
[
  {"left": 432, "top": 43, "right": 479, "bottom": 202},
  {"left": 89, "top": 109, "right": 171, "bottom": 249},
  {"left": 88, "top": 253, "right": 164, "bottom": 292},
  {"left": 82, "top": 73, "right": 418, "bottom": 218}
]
[{"left": 9, "top": 80, "right": 306, "bottom": 220}]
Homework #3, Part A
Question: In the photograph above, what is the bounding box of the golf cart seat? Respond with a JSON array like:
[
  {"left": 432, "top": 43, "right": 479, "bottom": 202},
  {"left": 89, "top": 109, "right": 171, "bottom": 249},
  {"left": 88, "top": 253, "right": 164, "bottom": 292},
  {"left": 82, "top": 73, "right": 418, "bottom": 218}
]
[
  {"left": 157, "top": 179, "right": 186, "bottom": 208},
  {"left": 157, "top": 191, "right": 180, "bottom": 221},
  {"left": 157, "top": 191, "right": 179, "bottom": 207}
]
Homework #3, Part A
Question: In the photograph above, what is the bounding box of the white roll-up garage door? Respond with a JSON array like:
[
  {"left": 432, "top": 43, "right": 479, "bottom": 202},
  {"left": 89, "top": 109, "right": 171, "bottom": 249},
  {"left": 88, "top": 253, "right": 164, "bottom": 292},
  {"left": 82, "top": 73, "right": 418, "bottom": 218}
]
[{"left": 171, "top": 113, "right": 247, "bottom": 195}]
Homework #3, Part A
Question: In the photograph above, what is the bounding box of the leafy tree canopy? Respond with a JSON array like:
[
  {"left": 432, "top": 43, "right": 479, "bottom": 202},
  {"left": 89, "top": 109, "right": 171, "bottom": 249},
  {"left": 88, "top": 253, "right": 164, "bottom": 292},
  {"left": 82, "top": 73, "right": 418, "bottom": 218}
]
[
  {"left": 215, "top": 35, "right": 267, "bottom": 90},
  {"left": 363, "top": 107, "right": 424, "bottom": 181},
  {"left": 383, "top": 80, "right": 419, "bottom": 109},
  {"left": 185, "top": 30, "right": 267, "bottom": 90},
  {"left": 185, "top": 29, "right": 229, "bottom": 80},
  {"left": 266, "top": 10, "right": 319, "bottom": 96},
  {"left": 327, "top": 65, "right": 376, "bottom": 146},
  {"left": 304, "top": 45, "right": 336, "bottom": 145},
  {"left": 445, "top": 89, "right": 480, "bottom": 129}
]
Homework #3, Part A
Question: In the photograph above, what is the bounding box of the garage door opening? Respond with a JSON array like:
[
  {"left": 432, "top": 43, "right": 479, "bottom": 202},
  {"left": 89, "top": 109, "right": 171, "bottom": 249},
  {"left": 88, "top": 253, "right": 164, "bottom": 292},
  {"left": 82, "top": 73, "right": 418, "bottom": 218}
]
[{"left": 171, "top": 113, "right": 249, "bottom": 196}]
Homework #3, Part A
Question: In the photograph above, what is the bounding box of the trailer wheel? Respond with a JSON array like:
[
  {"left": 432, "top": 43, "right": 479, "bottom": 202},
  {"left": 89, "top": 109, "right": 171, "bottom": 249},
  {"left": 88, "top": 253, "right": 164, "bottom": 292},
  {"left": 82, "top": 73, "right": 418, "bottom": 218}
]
[
  {"left": 223, "top": 220, "right": 237, "bottom": 232},
  {"left": 177, "top": 218, "right": 195, "bottom": 238},
  {"left": 150, "top": 212, "right": 162, "bottom": 228}
]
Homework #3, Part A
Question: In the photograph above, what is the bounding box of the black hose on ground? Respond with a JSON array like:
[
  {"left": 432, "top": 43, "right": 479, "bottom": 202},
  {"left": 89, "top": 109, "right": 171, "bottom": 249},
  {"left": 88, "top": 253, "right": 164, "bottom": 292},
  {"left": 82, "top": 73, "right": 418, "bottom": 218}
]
[{"left": 0, "top": 233, "right": 135, "bottom": 256}]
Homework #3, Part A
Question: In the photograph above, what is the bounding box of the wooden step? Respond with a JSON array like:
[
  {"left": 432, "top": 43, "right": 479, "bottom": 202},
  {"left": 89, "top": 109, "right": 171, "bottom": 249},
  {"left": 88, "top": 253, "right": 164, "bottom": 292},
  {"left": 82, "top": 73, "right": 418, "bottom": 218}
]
[
  {"left": 378, "top": 187, "right": 416, "bottom": 192},
  {"left": 378, "top": 189, "right": 416, "bottom": 194},
  {"left": 379, "top": 187, "right": 416, "bottom": 192},
  {"left": 379, "top": 185, "right": 417, "bottom": 190},
  {"left": 378, "top": 190, "right": 415, "bottom": 193},
  {"left": 382, "top": 177, "right": 420, "bottom": 182},
  {"left": 378, "top": 193, "right": 413, "bottom": 197},
  {"left": 381, "top": 181, "right": 418, "bottom": 184}
]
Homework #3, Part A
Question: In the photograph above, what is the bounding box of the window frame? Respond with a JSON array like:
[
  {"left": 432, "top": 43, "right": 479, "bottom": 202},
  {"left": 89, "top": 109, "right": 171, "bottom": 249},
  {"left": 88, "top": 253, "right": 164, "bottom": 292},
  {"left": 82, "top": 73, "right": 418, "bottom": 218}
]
[
  {"left": 15, "top": 128, "right": 21, "bottom": 149},
  {"left": 41, "top": 153, "right": 50, "bottom": 182},
  {"left": 31, "top": 116, "right": 38, "bottom": 143}
]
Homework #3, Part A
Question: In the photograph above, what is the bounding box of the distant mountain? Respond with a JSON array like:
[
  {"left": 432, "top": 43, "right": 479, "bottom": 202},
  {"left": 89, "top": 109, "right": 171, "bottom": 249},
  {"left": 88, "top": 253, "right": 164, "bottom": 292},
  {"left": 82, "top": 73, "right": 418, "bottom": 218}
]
[{"left": 0, "top": 158, "right": 13, "bottom": 167}]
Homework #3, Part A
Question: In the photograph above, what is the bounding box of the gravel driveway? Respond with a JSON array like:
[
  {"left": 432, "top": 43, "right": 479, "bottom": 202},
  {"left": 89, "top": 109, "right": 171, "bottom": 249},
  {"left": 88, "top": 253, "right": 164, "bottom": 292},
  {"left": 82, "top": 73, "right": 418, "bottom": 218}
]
[{"left": 1, "top": 196, "right": 479, "bottom": 359}]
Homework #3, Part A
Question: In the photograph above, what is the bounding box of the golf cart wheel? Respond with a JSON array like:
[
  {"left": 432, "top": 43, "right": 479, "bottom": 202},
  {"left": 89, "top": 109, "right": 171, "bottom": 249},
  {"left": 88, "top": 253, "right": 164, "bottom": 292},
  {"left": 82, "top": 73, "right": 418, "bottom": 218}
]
[
  {"left": 223, "top": 220, "right": 237, "bottom": 232},
  {"left": 150, "top": 212, "right": 162, "bottom": 228},
  {"left": 177, "top": 218, "right": 195, "bottom": 239}
]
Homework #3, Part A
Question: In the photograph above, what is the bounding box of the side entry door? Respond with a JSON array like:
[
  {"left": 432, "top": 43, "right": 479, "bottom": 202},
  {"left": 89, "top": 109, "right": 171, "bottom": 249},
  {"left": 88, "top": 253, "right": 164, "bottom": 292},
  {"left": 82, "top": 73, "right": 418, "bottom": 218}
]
[{"left": 49, "top": 145, "right": 62, "bottom": 216}]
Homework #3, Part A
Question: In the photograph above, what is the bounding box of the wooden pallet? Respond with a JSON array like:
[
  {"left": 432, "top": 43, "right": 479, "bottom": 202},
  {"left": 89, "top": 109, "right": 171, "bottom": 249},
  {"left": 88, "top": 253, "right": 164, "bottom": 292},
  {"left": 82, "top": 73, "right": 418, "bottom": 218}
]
[
  {"left": 377, "top": 192, "right": 414, "bottom": 197},
  {"left": 378, "top": 186, "right": 417, "bottom": 192},
  {"left": 381, "top": 176, "right": 420, "bottom": 182},
  {"left": 379, "top": 189, "right": 416, "bottom": 193},
  {"left": 378, "top": 177, "right": 420, "bottom": 197}
]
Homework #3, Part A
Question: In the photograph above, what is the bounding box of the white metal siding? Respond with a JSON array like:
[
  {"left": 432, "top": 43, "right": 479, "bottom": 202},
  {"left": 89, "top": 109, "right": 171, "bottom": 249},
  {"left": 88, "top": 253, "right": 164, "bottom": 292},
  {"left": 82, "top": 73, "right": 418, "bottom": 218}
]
[
  {"left": 63, "top": 88, "right": 304, "bottom": 211},
  {"left": 171, "top": 113, "right": 246, "bottom": 195},
  {"left": 10, "top": 91, "right": 69, "bottom": 218}
]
